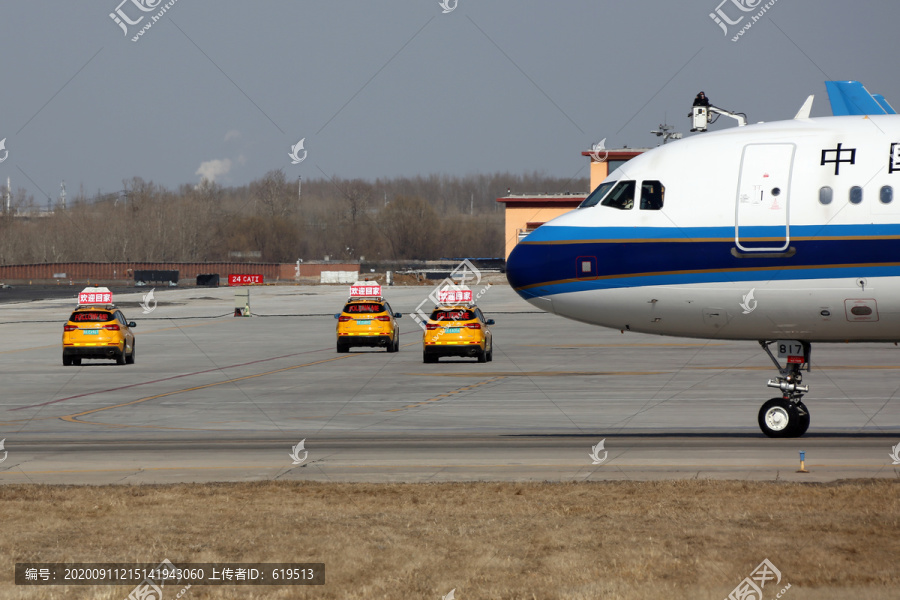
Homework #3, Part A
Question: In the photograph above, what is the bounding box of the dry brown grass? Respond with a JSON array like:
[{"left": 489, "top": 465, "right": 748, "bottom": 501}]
[{"left": 1, "top": 480, "right": 898, "bottom": 599}]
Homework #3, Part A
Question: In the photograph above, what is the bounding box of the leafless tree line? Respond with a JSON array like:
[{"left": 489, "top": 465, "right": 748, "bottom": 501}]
[{"left": 0, "top": 170, "right": 586, "bottom": 264}]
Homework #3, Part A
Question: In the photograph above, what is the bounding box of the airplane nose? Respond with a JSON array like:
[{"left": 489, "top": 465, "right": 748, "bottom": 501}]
[
  {"left": 506, "top": 241, "right": 544, "bottom": 299},
  {"left": 505, "top": 242, "right": 530, "bottom": 294},
  {"left": 506, "top": 242, "right": 557, "bottom": 313}
]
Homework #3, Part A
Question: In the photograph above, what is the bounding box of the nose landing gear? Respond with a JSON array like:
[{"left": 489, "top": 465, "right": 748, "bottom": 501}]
[{"left": 758, "top": 340, "right": 811, "bottom": 438}]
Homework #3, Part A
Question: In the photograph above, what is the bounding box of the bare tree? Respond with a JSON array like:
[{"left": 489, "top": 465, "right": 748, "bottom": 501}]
[
  {"left": 252, "top": 169, "right": 292, "bottom": 218},
  {"left": 378, "top": 195, "right": 438, "bottom": 259},
  {"left": 0, "top": 171, "right": 585, "bottom": 265}
]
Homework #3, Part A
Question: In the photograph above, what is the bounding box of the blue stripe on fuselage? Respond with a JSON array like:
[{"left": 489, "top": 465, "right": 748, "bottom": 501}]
[
  {"left": 506, "top": 225, "right": 900, "bottom": 298},
  {"left": 520, "top": 223, "right": 900, "bottom": 243}
]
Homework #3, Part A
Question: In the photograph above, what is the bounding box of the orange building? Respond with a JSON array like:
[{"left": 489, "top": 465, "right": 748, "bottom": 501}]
[
  {"left": 583, "top": 148, "right": 648, "bottom": 193},
  {"left": 497, "top": 149, "right": 648, "bottom": 258},
  {"left": 496, "top": 194, "right": 584, "bottom": 260}
]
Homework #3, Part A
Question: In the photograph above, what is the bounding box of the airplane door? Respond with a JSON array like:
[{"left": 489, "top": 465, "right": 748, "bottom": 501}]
[{"left": 735, "top": 143, "right": 795, "bottom": 253}]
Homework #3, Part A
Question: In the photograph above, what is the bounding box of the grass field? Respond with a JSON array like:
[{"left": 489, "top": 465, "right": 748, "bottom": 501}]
[{"left": 2, "top": 480, "right": 898, "bottom": 599}]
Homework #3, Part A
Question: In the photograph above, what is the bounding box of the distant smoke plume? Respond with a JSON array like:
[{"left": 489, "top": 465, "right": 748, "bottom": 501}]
[{"left": 196, "top": 158, "right": 232, "bottom": 183}]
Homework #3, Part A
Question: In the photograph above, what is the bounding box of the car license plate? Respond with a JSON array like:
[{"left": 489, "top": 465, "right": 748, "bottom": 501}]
[
  {"left": 445, "top": 327, "right": 461, "bottom": 333},
  {"left": 84, "top": 329, "right": 99, "bottom": 335},
  {"left": 356, "top": 320, "right": 371, "bottom": 325}
]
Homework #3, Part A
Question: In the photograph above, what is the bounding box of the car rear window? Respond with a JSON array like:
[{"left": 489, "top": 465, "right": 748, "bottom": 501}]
[
  {"left": 70, "top": 311, "right": 114, "bottom": 322},
  {"left": 344, "top": 303, "right": 385, "bottom": 314},
  {"left": 430, "top": 310, "right": 475, "bottom": 321}
]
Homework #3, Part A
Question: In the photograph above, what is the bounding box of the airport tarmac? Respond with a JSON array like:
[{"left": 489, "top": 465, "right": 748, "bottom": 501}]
[{"left": 1, "top": 282, "right": 899, "bottom": 485}]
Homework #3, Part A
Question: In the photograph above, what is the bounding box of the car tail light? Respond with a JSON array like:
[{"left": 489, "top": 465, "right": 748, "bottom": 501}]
[
  {"left": 466, "top": 323, "right": 482, "bottom": 330},
  {"left": 425, "top": 323, "right": 440, "bottom": 330},
  {"left": 63, "top": 324, "right": 77, "bottom": 332},
  {"left": 338, "top": 316, "right": 352, "bottom": 322},
  {"left": 375, "top": 315, "right": 391, "bottom": 321},
  {"left": 102, "top": 324, "right": 120, "bottom": 331}
]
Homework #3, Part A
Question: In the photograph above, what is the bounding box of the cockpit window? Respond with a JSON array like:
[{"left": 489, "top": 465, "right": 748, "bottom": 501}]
[
  {"left": 578, "top": 181, "right": 616, "bottom": 209},
  {"left": 640, "top": 181, "right": 665, "bottom": 210},
  {"left": 600, "top": 181, "right": 636, "bottom": 210}
]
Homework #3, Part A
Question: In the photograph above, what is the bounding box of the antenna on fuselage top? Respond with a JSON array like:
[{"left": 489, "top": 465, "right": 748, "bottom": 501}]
[{"left": 650, "top": 122, "right": 682, "bottom": 144}]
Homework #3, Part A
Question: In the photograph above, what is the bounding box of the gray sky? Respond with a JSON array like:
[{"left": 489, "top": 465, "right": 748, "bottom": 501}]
[{"left": 0, "top": 1, "right": 897, "bottom": 201}]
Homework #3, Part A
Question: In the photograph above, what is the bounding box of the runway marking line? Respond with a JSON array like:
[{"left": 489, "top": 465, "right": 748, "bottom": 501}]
[
  {"left": 60, "top": 353, "right": 365, "bottom": 427},
  {"left": 0, "top": 343, "right": 59, "bottom": 355},
  {"left": 387, "top": 376, "right": 507, "bottom": 412},
  {"left": 405, "top": 371, "right": 668, "bottom": 377},
  {"left": 521, "top": 343, "right": 729, "bottom": 347},
  {"left": 43, "top": 340, "right": 418, "bottom": 429},
  {"left": 0, "top": 319, "right": 228, "bottom": 356},
  {"left": 406, "top": 366, "right": 900, "bottom": 378},
  {"left": 0, "top": 463, "right": 888, "bottom": 477},
  {"left": 12, "top": 340, "right": 364, "bottom": 412},
  {"left": 689, "top": 365, "right": 900, "bottom": 371}
]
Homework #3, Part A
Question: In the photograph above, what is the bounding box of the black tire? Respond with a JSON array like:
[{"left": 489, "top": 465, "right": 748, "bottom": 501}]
[
  {"left": 394, "top": 334, "right": 400, "bottom": 353},
  {"left": 116, "top": 350, "right": 126, "bottom": 365},
  {"left": 62, "top": 354, "right": 72, "bottom": 366},
  {"left": 72, "top": 357, "right": 81, "bottom": 366},
  {"left": 337, "top": 341, "right": 349, "bottom": 353},
  {"left": 758, "top": 398, "right": 807, "bottom": 438},
  {"left": 423, "top": 352, "right": 437, "bottom": 364},
  {"left": 477, "top": 348, "right": 487, "bottom": 363},
  {"left": 486, "top": 341, "right": 493, "bottom": 362},
  {"left": 125, "top": 341, "right": 135, "bottom": 364},
  {"left": 387, "top": 333, "right": 398, "bottom": 353},
  {"left": 793, "top": 401, "right": 811, "bottom": 436}
]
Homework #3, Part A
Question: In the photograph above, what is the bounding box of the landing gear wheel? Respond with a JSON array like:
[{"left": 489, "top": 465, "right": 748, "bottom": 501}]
[
  {"left": 793, "top": 401, "right": 811, "bottom": 437},
  {"left": 758, "top": 398, "right": 808, "bottom": 438},
  {"left": 758, "top": 340, "right": 813, "bottom": 438}
]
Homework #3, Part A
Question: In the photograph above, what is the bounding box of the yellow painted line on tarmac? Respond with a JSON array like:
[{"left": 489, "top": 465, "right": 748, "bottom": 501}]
[
  {"left": 0, "top": 463, "right": 886, "bottom": 477},
  {"left": 521, "top": 343, "right": 729, "bottom": 348},
  {"left": 0, "top": 319, "right": 228, "bottom": 355},
  {"left": 132, "top": 318, "right": 231, "bottom": 335},
  {"left": 0, "top": 343, "right": 59, "bottom": 355},
  {"left": 405, "top": 371, "right": 668, "bottom": 377},
  {"left": 409, "top": 365, "right": 900, "bottom": 377},
  {"left": 60, "top": 353, "right": 365, "bottom": 428},
  {"left": 386, "top": 376, "right": 507, "bottom": 412},
  {"left": 0, "top": 417, "right": 59, "bottom": 426},
  {"left": 687, "top": 365, "right": 900, "bottom": 371},
  {"left": 0, "top": 465, "right": 286, "bottom": 475},
  {"left": 810, "top": 365, "right": 900, "bottom": 370}
]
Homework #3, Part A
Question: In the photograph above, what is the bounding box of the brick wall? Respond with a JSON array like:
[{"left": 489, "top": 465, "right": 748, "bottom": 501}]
[{"left": 0, "top": 262, "right": 359, "bottom": 282}]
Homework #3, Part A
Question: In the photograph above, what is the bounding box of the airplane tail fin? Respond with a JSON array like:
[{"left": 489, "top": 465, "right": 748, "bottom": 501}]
[
  {"left": 825, "top": 81, "right": 896, "bottom": 116},
  {"left": 872, "top": 94, "right": 896, "bottom": 114}
]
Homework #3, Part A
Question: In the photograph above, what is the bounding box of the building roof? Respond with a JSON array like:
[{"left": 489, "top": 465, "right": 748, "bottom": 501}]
[
  {"left": 581, "top": 148, "right": 651, "bottom": 162},
  {"left": 495, "top": 193, "right": 585, "bottom": 207}
]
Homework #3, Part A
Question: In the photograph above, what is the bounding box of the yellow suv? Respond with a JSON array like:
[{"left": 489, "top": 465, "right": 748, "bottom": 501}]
[
  {"left": 335, "top": 299, "right": 401, "bottom": 353},
  {"left": 423, "top": 305, "right": 494, "bottom": 363},
  {"left": 62, "top": 306, "right": 137, "bottom": 366}
]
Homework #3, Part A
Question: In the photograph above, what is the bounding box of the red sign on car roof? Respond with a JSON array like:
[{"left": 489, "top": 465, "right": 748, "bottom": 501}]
[{"left": 78, "top": 287, "right": 113, "bottom": 305}]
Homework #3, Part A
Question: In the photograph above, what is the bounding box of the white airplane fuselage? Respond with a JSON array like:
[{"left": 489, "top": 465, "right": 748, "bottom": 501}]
[{"left": 506, "top": 115, "right": 900, "bottom": 344}]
